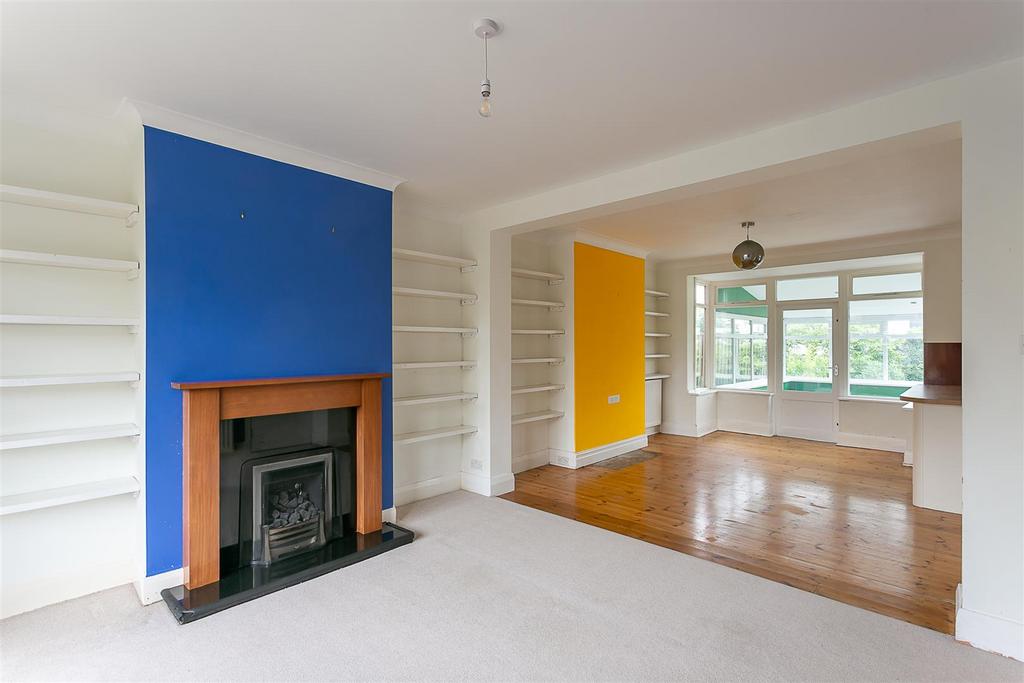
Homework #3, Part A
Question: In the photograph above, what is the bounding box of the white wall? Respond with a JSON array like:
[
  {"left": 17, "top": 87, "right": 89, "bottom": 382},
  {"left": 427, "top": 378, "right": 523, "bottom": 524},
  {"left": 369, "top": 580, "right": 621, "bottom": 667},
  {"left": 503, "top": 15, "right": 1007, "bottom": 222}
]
[
  {"left": 837, "top": 399, "right": 911, "bottom": 452},
  {"left": 461, "top": 225, "right": 513, "bottom": 497},
  {"left": 0, "top": 115, "right": 142, "bottom": 617},
  {"left": 922, "top": 236, "right": 961, "bottom": 343},
  {"left": 715, "top": 391, "right": 773, "bottom": 436}
]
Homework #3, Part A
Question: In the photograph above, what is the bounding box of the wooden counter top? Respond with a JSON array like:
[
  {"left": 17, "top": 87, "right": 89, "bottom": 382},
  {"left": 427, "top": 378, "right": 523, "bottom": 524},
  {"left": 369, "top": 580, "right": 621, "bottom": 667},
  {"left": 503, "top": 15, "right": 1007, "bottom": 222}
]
[{"left": 900, "top": 384, "right": 961, "bottom": 406}]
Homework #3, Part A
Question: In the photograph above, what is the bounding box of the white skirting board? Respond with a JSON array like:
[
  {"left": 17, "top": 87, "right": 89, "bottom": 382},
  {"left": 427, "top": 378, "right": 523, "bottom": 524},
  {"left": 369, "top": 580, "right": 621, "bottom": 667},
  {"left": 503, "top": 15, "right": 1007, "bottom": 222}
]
[
  {"left": 660, "top": 421, "right": 716, "bottom": 438},
  {"left": 512, "top": 449, "right": 550, "bottom": 474},
  {"left": 460, "top": 471, "right": 515, "bottom": 497},
  {"left": 836, "top": 432, "right": 907, "bottom": 453},
  {"left": 716, "top": 420, "right": 774, "bottom": 437},
  {"left": 549, "top": 434, "right": 649, "bottom": 469},
  {"left": 956, "top": 585, "right": 1024, "bottom": 661},
  {"left": 776, "top": 426, "right": 836, "bottom": 443},
  {"left": 134, "top": 568, "right": 184, "bottom": 606},
  {"left": 382, "top": 507, "right": 397, "bottom": 525},
  {"left": 394, "top": 473, "right": 461, "bottom": 507}
]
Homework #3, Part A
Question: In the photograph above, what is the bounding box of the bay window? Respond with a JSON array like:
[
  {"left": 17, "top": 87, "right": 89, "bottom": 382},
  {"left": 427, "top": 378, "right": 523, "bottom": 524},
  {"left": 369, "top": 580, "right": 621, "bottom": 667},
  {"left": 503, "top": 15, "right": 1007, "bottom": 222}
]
[{"left": 691, "top": 269, "right": 923, "bottom": 399}]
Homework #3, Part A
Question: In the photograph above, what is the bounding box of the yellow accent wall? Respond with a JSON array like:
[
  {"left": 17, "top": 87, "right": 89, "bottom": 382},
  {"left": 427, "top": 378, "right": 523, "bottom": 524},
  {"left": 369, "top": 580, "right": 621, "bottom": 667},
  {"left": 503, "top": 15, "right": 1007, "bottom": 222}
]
[{"left": 573, "top": 242, "right": 645, "bottom": 452}]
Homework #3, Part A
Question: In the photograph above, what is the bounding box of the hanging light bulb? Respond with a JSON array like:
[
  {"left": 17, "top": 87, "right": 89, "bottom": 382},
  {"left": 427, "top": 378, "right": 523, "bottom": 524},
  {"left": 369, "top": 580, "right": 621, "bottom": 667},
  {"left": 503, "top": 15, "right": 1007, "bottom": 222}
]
[
  {"left": 479, "top": 78, "right": 492, "bottom": 117},
  {"left": 732, "top": 221, "right": 765, "bottom": 270},
  {"left": 474, "top": 19, "right": 500, "bottom": 117}
]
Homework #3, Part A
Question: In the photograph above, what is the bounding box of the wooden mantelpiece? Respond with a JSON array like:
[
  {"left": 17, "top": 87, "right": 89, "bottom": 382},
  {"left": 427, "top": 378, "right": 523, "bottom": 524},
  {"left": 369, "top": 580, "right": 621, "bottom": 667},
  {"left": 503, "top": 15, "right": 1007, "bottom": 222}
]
[{"left": 172, "top": 373, "right": 389, "bottom": 590}]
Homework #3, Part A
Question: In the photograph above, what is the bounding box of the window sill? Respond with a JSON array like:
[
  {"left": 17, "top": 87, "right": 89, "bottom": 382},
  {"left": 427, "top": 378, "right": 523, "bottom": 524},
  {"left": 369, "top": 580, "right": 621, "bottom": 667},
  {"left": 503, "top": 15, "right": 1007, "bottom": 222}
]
[
  {"left": 837, "top": 395, "right": 909, "bottom": 405},
  {"left": 689, "top": 388, "right": 714, "bottom": 396},
  {"left": 713, "top": 388, "right": 775, "bottom": 397}
]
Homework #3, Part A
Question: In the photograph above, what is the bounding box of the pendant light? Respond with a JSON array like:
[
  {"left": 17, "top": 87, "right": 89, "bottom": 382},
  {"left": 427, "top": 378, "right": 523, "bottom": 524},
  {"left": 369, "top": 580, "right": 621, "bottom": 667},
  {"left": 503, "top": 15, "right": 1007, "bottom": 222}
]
[
  {"left": 475, "top": 19, "right": 501, "bottom": 117},
  {"left": 732, "top": 221, "right": 765, "bottom": 270}
]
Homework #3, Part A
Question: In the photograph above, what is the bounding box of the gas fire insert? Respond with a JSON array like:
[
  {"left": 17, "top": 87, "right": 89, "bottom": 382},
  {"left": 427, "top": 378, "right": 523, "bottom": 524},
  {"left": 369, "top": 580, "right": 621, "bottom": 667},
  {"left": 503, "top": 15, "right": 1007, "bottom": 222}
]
[{"left": 251, "top": 450, "right": 333, "bottom": 565}]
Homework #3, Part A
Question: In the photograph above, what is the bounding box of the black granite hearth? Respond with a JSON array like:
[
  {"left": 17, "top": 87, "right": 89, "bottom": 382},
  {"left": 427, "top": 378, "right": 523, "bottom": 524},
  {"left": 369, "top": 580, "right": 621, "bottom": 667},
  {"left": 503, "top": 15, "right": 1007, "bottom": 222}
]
[{"left": 161, "top": 523, "right": 413, "bottom": 624}]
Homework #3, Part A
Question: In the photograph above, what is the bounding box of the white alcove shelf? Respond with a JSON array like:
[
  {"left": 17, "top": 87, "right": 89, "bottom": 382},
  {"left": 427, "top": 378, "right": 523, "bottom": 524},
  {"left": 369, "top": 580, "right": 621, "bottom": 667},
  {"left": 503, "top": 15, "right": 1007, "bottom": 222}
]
[
  {"left": 0, "top": 249, "right": 139, "bottom": 275},
  {"left": 0, "top": 423, "right": 140, "bottom": 451},
  {"left": 0, "top": 477, "right": 140, "bottom": 517},
  {"left": 394, "top": 425, "right": 478, "bottom": 446},
  {"left": 0, "top": 184, "right": 138, "bottom": 224},
  {"left": 392, "top": 248, "right": 476, "bottom": 272},
  {"left": 0, "top": 371, "right": 140, "bottom": 388}
]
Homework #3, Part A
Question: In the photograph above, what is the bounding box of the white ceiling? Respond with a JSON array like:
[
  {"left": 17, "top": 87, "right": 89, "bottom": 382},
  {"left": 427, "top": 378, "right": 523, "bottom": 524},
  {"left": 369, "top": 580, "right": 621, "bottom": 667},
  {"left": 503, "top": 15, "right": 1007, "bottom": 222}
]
[
  {"left": 564, "top": 137, "right": 962, "bottom": 260},
  {"left": 1, "top": 2, "right": 1019, "bottom": 211}
]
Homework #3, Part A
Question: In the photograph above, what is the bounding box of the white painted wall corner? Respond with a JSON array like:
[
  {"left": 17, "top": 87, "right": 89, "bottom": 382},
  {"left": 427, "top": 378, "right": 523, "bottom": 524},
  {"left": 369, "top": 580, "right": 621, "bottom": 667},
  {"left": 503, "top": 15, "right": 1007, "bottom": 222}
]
[
  {"left": 460, "top": 471, "right": 515, "bottom": 497},
  {"left": 133, "top": 568, "right": 184, "bottom": 606}
]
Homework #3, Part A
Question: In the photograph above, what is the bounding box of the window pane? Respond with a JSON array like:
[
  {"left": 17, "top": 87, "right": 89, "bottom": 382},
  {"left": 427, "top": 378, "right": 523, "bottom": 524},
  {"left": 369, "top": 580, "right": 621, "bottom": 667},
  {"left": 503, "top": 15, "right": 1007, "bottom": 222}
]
[
  {"left": 716, "top": 284, "right": 766, "bottom": 304},
  {"left": 777, "top": 276, "right": 839, "bottom": 301},
  {"left": 852, "top": 272, "right": 922, "bottom": 295},
  {"left": 848, "top": 297, "right": 923, "bottom": 397},
  {"left": 695, "top": 282, "right": 706, "bottom": 305},
  {"left": 713, "top": 305, "right": 768, "bottom": 390},
  {"left": 695, "top": 306, "right": 705, "bottom": 388},
  {"left": 782, "top": 309, "right": 833, "bottom": 392}
]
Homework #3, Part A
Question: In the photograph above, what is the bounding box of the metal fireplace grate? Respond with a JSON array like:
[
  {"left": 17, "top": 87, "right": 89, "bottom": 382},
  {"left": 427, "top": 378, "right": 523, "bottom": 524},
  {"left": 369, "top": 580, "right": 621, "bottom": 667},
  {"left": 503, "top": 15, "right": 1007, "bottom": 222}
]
[{"left": 251, "top": 450, "right": 333, "bottom": 566}]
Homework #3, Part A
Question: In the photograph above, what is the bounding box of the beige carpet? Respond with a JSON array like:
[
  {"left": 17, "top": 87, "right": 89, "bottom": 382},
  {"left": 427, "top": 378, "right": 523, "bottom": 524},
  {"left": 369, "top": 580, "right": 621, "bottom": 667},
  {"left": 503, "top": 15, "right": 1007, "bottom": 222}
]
[{"left": 1, "top": 491, "right": 1020, "bottom": 682}]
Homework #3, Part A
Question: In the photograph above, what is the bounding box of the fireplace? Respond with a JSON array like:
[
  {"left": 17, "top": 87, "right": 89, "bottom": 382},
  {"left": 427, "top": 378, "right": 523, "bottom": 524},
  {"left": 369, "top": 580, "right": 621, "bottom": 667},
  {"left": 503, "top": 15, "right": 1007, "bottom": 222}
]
[{"left": 161, "top": 374, "right": 413, "bottom": 623}]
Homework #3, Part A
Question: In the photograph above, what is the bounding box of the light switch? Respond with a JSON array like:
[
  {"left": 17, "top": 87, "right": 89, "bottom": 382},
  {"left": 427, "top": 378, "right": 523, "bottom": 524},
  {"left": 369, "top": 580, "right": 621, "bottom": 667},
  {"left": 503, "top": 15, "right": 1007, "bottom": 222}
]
[{"left": 608, "top": 394, "right": 620, "bottom": 404}]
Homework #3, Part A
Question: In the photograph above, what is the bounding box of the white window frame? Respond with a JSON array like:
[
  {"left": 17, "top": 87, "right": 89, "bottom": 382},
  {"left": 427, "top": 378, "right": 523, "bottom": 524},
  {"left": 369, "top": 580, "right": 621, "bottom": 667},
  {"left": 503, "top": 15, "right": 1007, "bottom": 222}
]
[
  {"left": 846, "top": 269, "right": 924, "bottom": 396},
  {"left": 694, "top": 280, "right": 707, "bottom": 388},
  {"left": 709, "top": 282, "right": 769, "bottom": 391}
]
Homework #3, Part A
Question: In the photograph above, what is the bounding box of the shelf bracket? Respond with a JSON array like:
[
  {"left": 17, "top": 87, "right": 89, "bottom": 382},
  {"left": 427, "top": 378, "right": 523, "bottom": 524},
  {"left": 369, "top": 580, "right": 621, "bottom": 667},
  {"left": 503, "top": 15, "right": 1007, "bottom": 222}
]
[{"left": 125, "top": 209, "right": 140, "bottom": 228}]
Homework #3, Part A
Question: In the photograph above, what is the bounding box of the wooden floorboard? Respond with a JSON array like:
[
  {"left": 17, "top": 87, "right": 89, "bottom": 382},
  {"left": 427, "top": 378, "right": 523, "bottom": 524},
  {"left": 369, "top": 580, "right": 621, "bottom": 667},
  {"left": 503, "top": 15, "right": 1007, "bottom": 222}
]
[{"left": 501, "top": 431, "right": 961, "bottom": 634}]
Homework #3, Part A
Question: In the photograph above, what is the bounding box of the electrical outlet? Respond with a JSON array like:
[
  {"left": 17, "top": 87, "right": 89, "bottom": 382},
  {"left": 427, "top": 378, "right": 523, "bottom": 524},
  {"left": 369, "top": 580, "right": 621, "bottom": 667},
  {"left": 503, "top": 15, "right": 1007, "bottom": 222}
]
[
  {"left": 471, "top": 459, "right": 483, "bottom": 471},
  {"left": 608, "top": 394, "right": 620, "bottom": 404}
]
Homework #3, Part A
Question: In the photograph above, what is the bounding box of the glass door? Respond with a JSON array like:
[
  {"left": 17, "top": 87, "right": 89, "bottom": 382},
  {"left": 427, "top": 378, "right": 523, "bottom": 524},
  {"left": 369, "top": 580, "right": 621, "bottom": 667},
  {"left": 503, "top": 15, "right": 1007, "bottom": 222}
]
[{"left": 775, "top": 305, "right": 839, "bottom": 442}]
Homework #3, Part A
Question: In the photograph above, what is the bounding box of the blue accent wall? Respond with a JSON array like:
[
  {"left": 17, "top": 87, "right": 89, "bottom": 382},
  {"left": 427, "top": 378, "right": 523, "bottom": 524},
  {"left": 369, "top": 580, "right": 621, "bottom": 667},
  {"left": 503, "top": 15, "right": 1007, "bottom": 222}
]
[{"left": 144, "top": 127, "right": 393, "bottom": 576}]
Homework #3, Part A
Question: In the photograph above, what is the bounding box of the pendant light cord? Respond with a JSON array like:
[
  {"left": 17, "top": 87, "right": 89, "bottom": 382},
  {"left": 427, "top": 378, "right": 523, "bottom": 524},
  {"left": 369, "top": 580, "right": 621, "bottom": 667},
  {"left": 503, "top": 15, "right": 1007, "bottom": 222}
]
[{"left": 484, "top": 34, "right": 489, "bottom": 80}]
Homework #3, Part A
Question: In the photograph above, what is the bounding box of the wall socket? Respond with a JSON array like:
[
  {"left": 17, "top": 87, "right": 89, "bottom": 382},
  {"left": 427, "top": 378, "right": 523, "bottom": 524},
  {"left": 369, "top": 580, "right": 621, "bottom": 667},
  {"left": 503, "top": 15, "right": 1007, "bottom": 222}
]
[
  {"left": 470, "top": 459, "right": 483, "bottom": 471},
  {"left": 608, "top": 394, "right": 620, "bottom": 404}
]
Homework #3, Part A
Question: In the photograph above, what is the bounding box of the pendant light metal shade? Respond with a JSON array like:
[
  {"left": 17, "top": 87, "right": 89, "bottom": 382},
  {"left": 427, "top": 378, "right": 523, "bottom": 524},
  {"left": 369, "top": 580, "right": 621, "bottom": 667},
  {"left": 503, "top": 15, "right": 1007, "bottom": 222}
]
[{"left": 732, "top": 221, "right": 764, "bottom": 270}]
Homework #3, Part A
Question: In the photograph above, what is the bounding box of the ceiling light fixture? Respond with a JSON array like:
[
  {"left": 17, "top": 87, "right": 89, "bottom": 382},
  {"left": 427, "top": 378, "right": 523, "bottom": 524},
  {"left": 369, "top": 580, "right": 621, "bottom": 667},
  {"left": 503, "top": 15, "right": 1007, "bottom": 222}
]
[
  {"left": 475, "top": 18, "right": 501, "bottom": 117},
  {"left": 732, "top": 221, "right": 765, "bottom": 270}
]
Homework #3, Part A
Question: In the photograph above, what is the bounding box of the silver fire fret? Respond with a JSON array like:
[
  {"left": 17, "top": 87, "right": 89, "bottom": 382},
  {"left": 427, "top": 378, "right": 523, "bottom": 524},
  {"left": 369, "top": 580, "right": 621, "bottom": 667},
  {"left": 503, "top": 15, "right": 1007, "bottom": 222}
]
[{"left": 251, "top": 450, "right": 333, "bottom": 565}]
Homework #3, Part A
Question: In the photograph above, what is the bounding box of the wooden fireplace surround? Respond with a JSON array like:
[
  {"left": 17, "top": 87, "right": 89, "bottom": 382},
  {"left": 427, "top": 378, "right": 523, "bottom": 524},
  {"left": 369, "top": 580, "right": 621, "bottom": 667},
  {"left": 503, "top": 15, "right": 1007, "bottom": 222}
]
[{"left": 171, "top": 373, "right": 388, "bottom": 590}]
